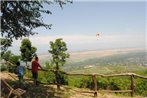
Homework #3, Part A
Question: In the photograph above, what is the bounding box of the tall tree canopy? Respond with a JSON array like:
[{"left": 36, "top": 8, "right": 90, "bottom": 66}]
[
  {"left": 1, "top": 0, "right": 72, "bottom": 41},
  {"left": 49, "top": 38, "right": 69, "bottom": 68},
  {"left": 20, "top": 39, "right": 37, "bottom": 66}
]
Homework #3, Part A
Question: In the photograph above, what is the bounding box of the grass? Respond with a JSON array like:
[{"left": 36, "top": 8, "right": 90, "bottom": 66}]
[{"left": 69, "top": 65, "right": 147, "bottom": 75}]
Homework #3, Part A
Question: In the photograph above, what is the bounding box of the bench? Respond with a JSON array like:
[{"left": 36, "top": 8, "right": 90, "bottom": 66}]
[{"left": 1, "top": 79, "right": 26, "bottom": 98}]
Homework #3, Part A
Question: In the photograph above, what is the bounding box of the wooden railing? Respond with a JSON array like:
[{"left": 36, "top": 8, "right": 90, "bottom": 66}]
[
  {"left": 4, "top": 61, "right": 147, "bottom": 97},
  {"left": 28, "top": 69, "right": 147, "bottom": 97}
]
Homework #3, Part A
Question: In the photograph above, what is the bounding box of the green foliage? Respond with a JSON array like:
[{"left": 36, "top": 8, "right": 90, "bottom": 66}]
[
  {"left": 1, "top": 50, "right": 12, "bottom": 62},
  {"left": 0, "top": 38, "right": 12, "bottom": 54},
  {"left": 48, "top": 38, "right": 70, "bottom": 68},
  {"left": 23, "top": 63, "right": 147, "bottom": 97},
  {"left": 1, "top": 50, "right": 20, "bottom": 73},
  {"left": 0, "top": 64, "right": 7, "bottom": 71},
  {"left": 38, "top": 61, "right": 68, "bottom": 85},
  {"left": 58, "top": 73, "right": 68, "bottom": 85},
  {"left": 107, "top": 77, "right": 130, "bottom": 90},
  {"left": 48, "top": 38, "right": 69, "bottom": 86},
  {"left": 25, "top": 69, "right": 32, "bottom": 78},
  {"left": 67, "top": 75, "right": 147, "bottom": 96},
  {"left": 78, "top": 76, "right": 93, "bottom": 89},
  {"left": 96, "top": 77, "right": 109, "bottom": 90},
  {"left": 1, "top": 0, "right": 72, "bottom": 41},
  {"left": 20, "top": 39, "right": 37, "bottom": 65},
  {"left": 9, "top": 55, "right": 20, "bottom": 64},
  {"left": 64, "top": 51, "right": 146, "bottom": 72},
  {"left": 68, "top": 76, "right": 92, "bottom": 88},
  {"left": 39, "top": 62, "right": 56, "bottom": 83},
  {"left": 135, "top": 79, "right": 147, "bottom": 96},
  {"left": 8, "top": 66, "right": 17, "bottom": 73},
  {"left": 6, "top": 54, "right": 20, "bottom": 73}
]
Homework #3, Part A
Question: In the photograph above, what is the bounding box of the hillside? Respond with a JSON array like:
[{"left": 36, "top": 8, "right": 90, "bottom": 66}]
[
  {"left": 0, "top": 71, "right": 143, "bottom": 98},
  {"left": 62, "top": 48, "right": 146, "bottom": 74},
  {"left": 37, "top": 48, "right": 147, "bottom": 74},
  {"left": 67, "top": 48, "right": 145, "bottom": 62},
  {"left": 1, "top": 48, "right": 147, "bottom": 97}
]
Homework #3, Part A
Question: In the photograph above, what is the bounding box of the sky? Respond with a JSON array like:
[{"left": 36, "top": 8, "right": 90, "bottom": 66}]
[{"left": 9, "top": 0, "right": 146, "bottom": 55}]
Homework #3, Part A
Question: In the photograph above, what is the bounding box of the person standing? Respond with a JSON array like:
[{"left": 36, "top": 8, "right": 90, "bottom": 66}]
[
  {"left": 31, "top": 56, "right": 43, "bottom": 86},
  {"left": 16, "top": 61, "right": 25, "bottom": 87}
]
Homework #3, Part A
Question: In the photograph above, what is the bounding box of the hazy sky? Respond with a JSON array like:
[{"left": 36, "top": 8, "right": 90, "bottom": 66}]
[{"left": 9, "top": 0, "right": 146, "bottom": 55}]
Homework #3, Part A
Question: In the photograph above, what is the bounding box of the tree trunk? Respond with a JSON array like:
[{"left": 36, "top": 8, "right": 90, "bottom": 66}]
[
  {"left": 25, "top": 61, "right": 28, "bottom": 67},
  {"left": 56, "top": 63, "right": 60, "bottom": 90}
]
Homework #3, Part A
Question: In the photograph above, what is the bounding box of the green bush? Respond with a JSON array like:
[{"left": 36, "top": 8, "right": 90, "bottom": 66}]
[
  {"left": 9, "top": 55, "right": 20, "bottom": 64},
  {"left": 38, "top": 71, "right": 56, "bottom": 84},
  {"left": 58, "top": 72, "right": 68, "bottom": 85},
  {"left": 67, "top": 75, "right": 147, "bottom": 96},
  {"left": 38, "top": 71, "right": 69, "bottom": 85},
  {"left": 0, "top": 64, "right": 7, "bottom": 71},
  {"left": 97, "top": 77, "right": 109, "bottom": 90},
  {"left": 78, "top": 76, "right": 92, "bottom": 88},
  {"left": 108, "top": 77, "right": 130, "bottom": 90},
  {"left": 8, "top": 66, "right": 17, "bottom": 73},
  {"left": 68, "top": 76, "right": 93, "bottom": 89},
  {"left": 135, "top": 79, "right": 147, "bottom": 96}
]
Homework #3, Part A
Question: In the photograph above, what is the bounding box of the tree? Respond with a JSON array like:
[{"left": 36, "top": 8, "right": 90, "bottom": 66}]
[
  {"left": 20, "top": 39, "right": 37, "bottom": 66},
  {"left": 48, "top": 38, "right": 69, "bottom": 89},
  {"left": 1, "top": 50, "right": 12, "bottom": 63},
  {"left": 0, "top": 38, "right": 12, "bottom": 56},
  {"left": 1, "top": 0, "right": 72, "bottom": 41},
  {"left": 9, "top": 55, "right": 21, "bottom": 64},
  {"left": 8, "top": 54, "right": 21, "bottom": 73}
]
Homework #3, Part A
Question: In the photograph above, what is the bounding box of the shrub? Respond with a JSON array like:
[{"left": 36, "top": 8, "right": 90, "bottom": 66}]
[
  {"left": 135, "top": 79, "right": 147, "bottom": 96},
  {"left": 8, "top": 66, "right": 17, "bottom": 73},
  {"left": 0, "top": 64, "right": 7, "bottom": 71}
]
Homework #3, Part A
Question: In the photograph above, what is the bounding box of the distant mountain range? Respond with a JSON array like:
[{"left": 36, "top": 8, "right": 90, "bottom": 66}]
[
  {"left": 39, "top": 48, "right": 145, "bottom": 61},
  {"left": 38, "top": 48, "right": 146, "bottom": 72}
]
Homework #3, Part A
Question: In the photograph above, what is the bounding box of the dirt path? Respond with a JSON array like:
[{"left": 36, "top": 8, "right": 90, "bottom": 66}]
[{"left": 0, "top": 71, "right": 17, "bottom": 80}]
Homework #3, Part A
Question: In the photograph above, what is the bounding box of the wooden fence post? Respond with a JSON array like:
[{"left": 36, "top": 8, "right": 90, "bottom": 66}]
[
  {"left": 92, "top": 74, "right": 97, "bottom": 97},
  {"left": 130, "top": 75, "right": 135, "bottom": 97}
]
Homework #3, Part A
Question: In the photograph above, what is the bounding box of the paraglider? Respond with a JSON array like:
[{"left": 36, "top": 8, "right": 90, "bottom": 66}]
[{"left": 96, "top": 33, "right": 100, "bottom": 39}]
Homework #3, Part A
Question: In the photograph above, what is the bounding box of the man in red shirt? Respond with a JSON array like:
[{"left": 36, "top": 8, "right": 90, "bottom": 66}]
[{"left": 31, "top": 56, "right": 43, "bottom": 86}]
